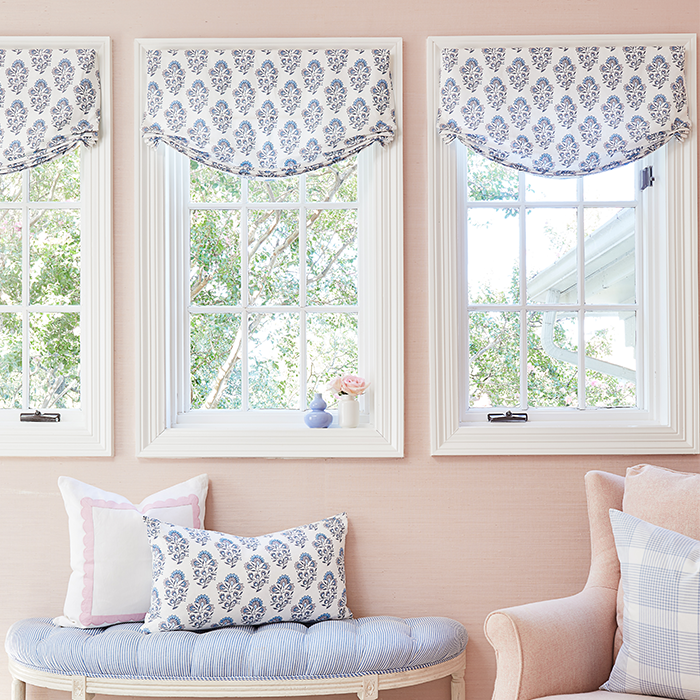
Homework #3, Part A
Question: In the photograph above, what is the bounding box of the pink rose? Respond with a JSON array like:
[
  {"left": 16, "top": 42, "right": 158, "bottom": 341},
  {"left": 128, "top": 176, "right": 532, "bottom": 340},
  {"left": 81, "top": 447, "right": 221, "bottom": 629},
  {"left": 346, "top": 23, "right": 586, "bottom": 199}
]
[
  {"left": 338, "top": 374, "right": 370, "bottom": 396},
  {"left": 327, "top": 376, "right": 345, "bottom": 394}
]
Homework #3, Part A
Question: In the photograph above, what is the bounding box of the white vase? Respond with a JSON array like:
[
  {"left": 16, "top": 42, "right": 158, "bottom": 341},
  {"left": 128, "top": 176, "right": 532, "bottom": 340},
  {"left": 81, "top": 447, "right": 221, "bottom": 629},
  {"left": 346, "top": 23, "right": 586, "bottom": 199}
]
[{"left": 338, "top": 394, "right": 360, "bottom": 428}]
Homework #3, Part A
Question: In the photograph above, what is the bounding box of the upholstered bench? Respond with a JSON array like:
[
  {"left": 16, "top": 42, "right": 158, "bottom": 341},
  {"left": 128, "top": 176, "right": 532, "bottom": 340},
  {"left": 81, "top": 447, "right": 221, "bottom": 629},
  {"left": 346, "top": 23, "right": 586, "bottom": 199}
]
[{"left": 6, "top": 615, "right": 468, "bottom": 700}]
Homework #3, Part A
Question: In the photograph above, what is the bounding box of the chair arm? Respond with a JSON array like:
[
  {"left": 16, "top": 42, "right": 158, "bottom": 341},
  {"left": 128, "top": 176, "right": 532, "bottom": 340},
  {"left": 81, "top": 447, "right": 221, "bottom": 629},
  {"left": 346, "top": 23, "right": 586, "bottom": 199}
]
[{"left": 484, "top": 585, "right": 617, "bottom": 700}]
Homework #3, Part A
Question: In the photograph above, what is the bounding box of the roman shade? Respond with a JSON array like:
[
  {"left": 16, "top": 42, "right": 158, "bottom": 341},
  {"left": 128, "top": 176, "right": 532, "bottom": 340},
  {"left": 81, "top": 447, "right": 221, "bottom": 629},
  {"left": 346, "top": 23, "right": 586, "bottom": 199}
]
[
  {"left": 436, "top": 43, "right": 691, "bottom": 177},
  {"left": 0, "top": 48, "right": 101, "bottom": 174},
  {"left": 141, "top": 48, "right": 397, "bottom": 178}
]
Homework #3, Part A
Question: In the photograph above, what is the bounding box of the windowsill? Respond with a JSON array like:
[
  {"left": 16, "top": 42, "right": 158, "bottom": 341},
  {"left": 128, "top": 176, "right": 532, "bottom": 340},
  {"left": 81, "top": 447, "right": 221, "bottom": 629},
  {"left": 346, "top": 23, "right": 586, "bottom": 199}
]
[
  {"left": 0, "top": 411, "right": 111, "bottom": 457},
  {"left": 176, "top": 408, "right": 369, "bottom": 426},
  {"left": 433, "top": 420, "right": 698, "bottom": 456},
  {"left": 138, "top": 421, "right": 401, "bottom": 459}
]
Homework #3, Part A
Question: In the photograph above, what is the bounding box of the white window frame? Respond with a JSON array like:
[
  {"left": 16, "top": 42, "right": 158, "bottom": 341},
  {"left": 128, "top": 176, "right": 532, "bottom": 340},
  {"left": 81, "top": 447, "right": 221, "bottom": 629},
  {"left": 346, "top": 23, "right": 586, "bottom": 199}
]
[
  {"left": 428, "top": 33, "right": 698, "bottom": 456},
  {"left": 135, "top": 38, "right": 403, "bottom": 458},
  {"left": 0, "top": 36, "right": 112, "bottom": 457}
]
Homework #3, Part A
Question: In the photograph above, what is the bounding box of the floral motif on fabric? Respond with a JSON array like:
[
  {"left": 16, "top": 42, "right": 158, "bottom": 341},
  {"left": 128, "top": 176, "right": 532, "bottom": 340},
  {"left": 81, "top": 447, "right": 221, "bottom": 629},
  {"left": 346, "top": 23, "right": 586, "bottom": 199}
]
[
  {"left": 141, "top": 513, "right": 351, "bottom": 633},
  {"left": 0, "top": 48, "right": 99, "bottom": 173},
  {"left": 437, "top": 44, "right": 691, "bottom": 177},
  {"left": 142, "top": 47, "right": 396, "bottom": 178},
  {"left": 192, "top": 550, "right": 218, "bottom": 587},
  {"left": 187, "top": 594, "right": 214, "bottom": 629}
]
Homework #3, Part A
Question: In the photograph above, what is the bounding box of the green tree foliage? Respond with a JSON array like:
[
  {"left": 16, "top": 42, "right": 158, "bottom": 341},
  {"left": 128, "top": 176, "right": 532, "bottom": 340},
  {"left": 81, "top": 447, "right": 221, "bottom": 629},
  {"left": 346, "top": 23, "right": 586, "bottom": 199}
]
[
  {"left": 0, "top": 149, "right": 81, "bottom": 410},
  {"left": 469, "top": 279, "right": 636, "bottom": 409},
  {"left": 465, "top": 148, "right": 636, "bottom": 410},
  {"left": 466, "top": 149, "right": 519, "bottom": 216},
  {"left": 189, "top": 158, "right": 359, "bottom": 411}
]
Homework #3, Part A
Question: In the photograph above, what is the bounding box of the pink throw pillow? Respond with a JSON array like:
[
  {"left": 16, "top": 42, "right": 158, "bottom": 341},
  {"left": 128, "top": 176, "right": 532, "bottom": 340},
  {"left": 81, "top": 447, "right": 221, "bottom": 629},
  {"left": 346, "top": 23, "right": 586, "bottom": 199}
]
[
  {"left": 613, "top": 464, "right": 700, "bottom": 656},
  {"left": 54, "top": 474, "right": 208, "bottom": 628}
]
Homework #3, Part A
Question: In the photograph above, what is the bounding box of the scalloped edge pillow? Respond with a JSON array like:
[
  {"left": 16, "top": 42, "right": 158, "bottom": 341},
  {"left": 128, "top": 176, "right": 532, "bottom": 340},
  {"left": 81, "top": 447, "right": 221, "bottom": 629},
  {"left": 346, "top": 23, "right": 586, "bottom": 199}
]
[
  {"left": 54, "top": 474, "right": 208, "bottom": 628},
  {"left": 141, "top": 513, "right": 351, "bottom": 633}
]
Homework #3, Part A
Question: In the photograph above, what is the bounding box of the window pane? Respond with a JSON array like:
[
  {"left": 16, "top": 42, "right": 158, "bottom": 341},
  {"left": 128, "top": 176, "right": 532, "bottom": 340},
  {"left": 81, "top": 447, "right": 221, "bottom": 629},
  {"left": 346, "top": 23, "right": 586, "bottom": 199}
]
[
  {"left": 466, "top": 148, "right": 518, "bottom": 202},
  {"left": 306, "top": 209, "right": 357, "bottom": 306},
  {"left": 249, "top": 177, "right": 299, "bottom": 203},
  {"left": 0, "top": 172, "right": 22, "bottom": 202},
  {"left": 0, "top": 312, "right": 22, "bottom": 408},
  {"left": 526, "top": 208, "right": 578, "bottom": 304},
  {"left": 583, "top": 161, "right": 635, "bottom": 201},
  {"left": 468, "top": 209, "right": 519, "bottom": 303},
  {"left": 307, "top": 158, "right": 357, "bottom": 203},
  {"left": 307, "top": 313, "right": 358, "bottom": 405},
  {"left": 248, "top": 209, "right": 299, "bottom": 305},
  {"left": 527, "top": 311, "right": 578, "bottom": 407},
  {"left": 584, "top": 208, "right": 635, "bottom": 305},
  {"left": 525, "top": 173, "right": 577, "bottom": 201},
  {"left": 468, "top": 311, "right": 520, "bottom": 407},
  {"left": 249, "top": 313, "right": 299, "bottom": 409},
  {"left": 190, "top": 313, "right": 242, "bottom": 410},
  {"left": 190, "top": 161, "right": 241, "bottom": 203},
  {"left": 30, "top": 210, "right": 81, "bottom": 305},
  {"left": 29, "top": 149, "right": 80, "bottom": 202},
  {"left": 585, "top": 311, "right": 636, "bottom": 407},
  {"left": 190, "top": 210, "right": 241, "bottom": 306},
  {"left": 0, "top": 210, "right": 22, "bottom": 305},
  {"left": 29, "top": 312, "right": 80, "bottom": 409}
]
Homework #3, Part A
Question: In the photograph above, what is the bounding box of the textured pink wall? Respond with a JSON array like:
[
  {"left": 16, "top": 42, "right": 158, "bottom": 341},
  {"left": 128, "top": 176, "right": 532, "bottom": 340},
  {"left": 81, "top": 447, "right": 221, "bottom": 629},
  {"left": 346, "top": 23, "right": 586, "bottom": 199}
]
[{"left": 1, "top": 1, "right": 699, "bottom": 699}]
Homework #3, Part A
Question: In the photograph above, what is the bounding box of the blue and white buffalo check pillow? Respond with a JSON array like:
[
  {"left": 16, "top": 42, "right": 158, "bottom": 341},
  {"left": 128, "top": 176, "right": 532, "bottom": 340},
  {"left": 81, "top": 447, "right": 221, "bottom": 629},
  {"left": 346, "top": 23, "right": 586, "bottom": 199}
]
[
  {"left": 602, "top": 509, "right": 700, "bottom": 700},
  {"left": 141, "top": 513, "right": 351, "bottom": 633}
]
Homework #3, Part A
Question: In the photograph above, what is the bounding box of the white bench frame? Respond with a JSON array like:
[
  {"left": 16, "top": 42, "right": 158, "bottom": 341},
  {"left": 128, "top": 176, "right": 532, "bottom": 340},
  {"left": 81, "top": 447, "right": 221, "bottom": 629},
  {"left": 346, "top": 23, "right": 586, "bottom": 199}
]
[{"left": 9, "top": 651, "right": 466, "bottom": 700}]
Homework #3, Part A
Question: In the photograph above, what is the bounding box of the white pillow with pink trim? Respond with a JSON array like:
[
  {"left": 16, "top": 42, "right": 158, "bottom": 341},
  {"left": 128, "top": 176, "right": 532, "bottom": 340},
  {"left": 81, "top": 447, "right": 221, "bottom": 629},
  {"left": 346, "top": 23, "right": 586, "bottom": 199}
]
[{"left": 54, "top": 474, "right": 208, "bottom": 629}]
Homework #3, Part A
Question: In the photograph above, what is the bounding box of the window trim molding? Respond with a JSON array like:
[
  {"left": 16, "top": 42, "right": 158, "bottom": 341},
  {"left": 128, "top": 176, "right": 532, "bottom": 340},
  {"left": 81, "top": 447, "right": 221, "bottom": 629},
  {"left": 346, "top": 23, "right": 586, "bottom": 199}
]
[
  {"left": 0, "top": 36, "right": 112, "bottom": 457},
  {"left": 135, "top": 37, "right": 403, "bottom": 458},
  {"left": 427, "top": 33, "right": 698, "bottom": 455}
]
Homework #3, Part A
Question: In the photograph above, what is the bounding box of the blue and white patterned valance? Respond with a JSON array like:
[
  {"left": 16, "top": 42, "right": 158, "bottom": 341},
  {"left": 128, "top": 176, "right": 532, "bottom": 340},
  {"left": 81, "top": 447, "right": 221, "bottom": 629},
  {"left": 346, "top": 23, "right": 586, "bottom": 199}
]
[
  {"left": 0, "top": 48, "right": 101, "bottom": 174},
  {"left": 437, "top": 44, "right": 691, "bottom": 177},
  {"left": 141, "top": 48, "right": 396, "bottom": 178}
]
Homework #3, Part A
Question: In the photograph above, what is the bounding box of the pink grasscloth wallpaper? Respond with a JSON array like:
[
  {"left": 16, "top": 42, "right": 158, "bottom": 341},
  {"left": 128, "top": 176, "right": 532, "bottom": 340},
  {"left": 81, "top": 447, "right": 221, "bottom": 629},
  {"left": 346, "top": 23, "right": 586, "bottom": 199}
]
[{"left": 1, "top": 0, "right": 698, "bottom": 699}]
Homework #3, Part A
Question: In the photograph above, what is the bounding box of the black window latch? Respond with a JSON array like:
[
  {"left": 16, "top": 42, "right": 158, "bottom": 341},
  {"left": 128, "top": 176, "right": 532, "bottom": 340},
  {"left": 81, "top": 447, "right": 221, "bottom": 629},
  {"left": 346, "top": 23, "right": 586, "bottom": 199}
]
[
  {"left": 640, "top": 166, "right": 654, "bottom": 191},
  {"left": 487, "top": 411, "right": 528, "bottom": 423},
  {"left": 20, "top": 410, "right": 61, "bottom": 423}
]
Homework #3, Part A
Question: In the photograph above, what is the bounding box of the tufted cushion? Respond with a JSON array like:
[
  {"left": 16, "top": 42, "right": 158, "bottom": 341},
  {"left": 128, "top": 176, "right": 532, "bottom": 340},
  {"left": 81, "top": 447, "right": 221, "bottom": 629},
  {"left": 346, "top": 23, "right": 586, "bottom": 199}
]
[{"left": 5, "top": 616, "right": 468, "bottom": 681}]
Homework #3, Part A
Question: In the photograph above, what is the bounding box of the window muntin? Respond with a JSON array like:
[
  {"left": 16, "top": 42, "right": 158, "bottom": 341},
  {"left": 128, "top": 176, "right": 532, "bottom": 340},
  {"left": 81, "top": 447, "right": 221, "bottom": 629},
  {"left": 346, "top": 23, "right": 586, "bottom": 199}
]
[
  {"left": 463, "top": 148, "right": 639, "bottom": 416},
  {"left": 185, "top": 157, "right": 361, "bottom": 415}
]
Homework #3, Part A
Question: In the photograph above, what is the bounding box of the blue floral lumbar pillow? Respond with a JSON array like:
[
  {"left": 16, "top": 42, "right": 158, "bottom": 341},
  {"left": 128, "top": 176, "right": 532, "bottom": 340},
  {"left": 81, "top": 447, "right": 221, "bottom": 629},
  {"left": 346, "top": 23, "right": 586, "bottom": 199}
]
[
  {"left": 602, "top": 509, "right": 700, "bottom": 700},
  {"left": 141, "top": 513, "right": 351, "bottom": 632}
]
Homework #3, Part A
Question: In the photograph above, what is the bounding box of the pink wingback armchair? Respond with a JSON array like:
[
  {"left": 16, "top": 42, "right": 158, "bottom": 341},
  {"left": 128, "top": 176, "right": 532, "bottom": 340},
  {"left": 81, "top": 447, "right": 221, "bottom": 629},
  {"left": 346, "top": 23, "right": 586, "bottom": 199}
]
[{"left": 484, "top": 466, "right": 697, "bottom": 700}]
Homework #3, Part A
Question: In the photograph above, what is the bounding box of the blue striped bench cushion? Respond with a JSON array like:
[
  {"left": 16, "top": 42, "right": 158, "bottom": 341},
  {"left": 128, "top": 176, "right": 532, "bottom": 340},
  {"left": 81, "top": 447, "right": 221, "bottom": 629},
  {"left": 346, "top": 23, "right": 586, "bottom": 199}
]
[{"left": 5, "top": 616, "right": 468, "bottom": 681}]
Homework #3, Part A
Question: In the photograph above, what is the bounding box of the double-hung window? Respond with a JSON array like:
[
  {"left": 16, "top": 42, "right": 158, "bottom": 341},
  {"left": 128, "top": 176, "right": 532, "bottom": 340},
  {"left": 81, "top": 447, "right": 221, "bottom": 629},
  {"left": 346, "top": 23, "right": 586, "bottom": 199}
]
[
  {"left": 185, "top": 157, "right": 360, "bottom": 415},
  {"left": 136, "top": 38, "right": 403, "bottom": 458},
  {"left": 428, "top": 34, "right": 697, "bottom": 455},
  {"left": 0, "top": 37, "right": 111, "bottom": 456}
]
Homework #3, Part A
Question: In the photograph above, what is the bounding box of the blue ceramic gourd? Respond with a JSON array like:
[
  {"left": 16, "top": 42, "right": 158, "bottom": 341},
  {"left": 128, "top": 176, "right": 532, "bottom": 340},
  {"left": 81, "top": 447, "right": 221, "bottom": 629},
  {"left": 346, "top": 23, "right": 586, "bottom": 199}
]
[{"left": 304, "top": 393, "right": 332, "bottom": 428}]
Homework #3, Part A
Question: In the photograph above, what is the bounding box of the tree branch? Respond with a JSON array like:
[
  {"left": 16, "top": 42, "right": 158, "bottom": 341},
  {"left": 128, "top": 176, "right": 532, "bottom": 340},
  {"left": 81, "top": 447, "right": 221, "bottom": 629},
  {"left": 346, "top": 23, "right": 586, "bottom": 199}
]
[
  {"left": 202, "top": 314, "right": 265, "bottom": 409},
  {"left": 203, "top": 161, "right": 357, "bottom": 408},
  {"left": 306, "top": 237, "right": 355, "bottom": 285}
]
